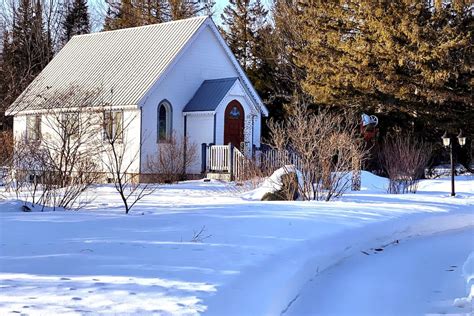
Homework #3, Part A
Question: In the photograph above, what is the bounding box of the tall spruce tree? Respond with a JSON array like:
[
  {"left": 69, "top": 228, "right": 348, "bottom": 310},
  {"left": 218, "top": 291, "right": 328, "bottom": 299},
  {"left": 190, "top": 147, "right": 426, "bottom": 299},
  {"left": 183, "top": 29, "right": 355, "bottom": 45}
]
[
  {"left": 166, "top": 0, "right": 213, "bottom": 21},
  {"left": 0, "top": 0, "right": 52, "bottom": 131},
  {"left": 103, "top": 0, "right": 213, "bottom": 31},
  {"left": 62, "top": 0, "right": 90, "bottom": 43},
  {"left": 5, "top": 0, "right": 51, "bottom": 101},
  {"left": 292, "top": 0, "right": 473, "bottom": 141},
  {"left": 220, "top": 0, "right": 268, "bottom": 71}
]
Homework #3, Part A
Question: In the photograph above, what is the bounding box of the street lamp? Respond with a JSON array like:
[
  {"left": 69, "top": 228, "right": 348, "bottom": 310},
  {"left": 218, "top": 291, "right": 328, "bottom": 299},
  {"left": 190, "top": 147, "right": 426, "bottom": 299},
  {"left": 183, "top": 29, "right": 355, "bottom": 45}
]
[{"left": 441, "top": 130, "right": 467, "bottom": 196}]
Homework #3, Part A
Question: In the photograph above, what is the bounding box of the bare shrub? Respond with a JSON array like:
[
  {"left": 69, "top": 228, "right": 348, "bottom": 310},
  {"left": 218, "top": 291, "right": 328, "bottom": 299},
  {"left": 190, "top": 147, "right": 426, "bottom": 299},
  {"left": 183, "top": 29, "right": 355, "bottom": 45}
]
[
  {"left": 4, "top": 88, "right": 105, "bottom": 210},
  {"left": 7, "top": 138, "right": 49, "bottom": 205},
  {"left": 40, "top": 105, "right": 103, "bottom": 208},
  {"left": 145, "top": 133, "right": 197, "bottom": 183},
  {"left": 266, "top": 105, "right": 367, "bottom": 201},
  {"left": 380, "top": 134, "right": 432, "bottom": 194}
]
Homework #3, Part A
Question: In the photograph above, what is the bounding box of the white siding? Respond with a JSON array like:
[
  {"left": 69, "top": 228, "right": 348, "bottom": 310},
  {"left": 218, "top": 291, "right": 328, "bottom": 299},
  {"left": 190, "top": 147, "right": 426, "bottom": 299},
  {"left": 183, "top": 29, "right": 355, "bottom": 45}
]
[
  {"left": 186, "top": 114, "right": 214, "bottom": 173},
  {"left": 13, "top": 110, "right": 141, "bottom": 175},
  {"left": 13, "top": 116, "right": 27, "bottom": 140},
  {"left": 140, "top": 25, "right": 240, "bottom": 174}
]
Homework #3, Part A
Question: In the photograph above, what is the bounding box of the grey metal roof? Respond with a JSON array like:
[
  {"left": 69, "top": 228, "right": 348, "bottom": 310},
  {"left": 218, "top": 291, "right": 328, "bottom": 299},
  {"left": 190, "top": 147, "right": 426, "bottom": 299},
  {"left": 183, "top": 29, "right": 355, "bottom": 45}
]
[
  {"left": 183, "top": 78, "right": 238, "bottom": 112},
  {"left": 7, "top": 16, "right": 208, "bottom": 115}
]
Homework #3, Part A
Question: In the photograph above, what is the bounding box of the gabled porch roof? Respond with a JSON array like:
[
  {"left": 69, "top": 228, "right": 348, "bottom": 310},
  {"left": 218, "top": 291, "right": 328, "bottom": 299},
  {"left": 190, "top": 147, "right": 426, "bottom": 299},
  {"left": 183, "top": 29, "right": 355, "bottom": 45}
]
[{"left": 183, "top": 78, "right": 238, "bottom": 113}]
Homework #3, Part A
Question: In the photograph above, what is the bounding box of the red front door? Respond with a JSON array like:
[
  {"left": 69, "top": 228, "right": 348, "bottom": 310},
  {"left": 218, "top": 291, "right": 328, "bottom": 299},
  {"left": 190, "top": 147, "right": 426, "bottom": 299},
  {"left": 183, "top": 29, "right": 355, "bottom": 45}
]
[{"left": 224, "top": 100, "right": 244, "bottom": 148}]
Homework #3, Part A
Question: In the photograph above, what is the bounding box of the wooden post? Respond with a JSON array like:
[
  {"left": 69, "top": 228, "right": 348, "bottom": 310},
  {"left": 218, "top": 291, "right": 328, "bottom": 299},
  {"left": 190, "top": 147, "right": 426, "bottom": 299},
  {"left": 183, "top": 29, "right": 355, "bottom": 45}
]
[
  {"left": 228, "top": 143, "right": 234, "bottom": 181},
  {"left": 201, "top": 143, "right": 207, "bottom": 174}
]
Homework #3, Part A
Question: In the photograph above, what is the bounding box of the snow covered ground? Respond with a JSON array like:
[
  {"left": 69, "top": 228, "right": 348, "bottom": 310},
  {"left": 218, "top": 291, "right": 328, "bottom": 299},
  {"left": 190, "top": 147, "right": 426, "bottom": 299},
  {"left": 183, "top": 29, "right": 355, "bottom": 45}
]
[
  {"left": 285, "top": 229, "right": 473, "bottom": 315},
  {"left": 0, "top": 172, "right": 473, "bottom": 315}
]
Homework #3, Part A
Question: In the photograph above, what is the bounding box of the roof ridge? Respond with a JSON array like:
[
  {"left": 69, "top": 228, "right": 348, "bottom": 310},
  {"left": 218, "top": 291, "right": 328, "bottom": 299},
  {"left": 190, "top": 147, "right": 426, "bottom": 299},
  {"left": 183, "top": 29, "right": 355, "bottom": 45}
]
[{"left": 73, "top": 16, "right": 209, "bottom": 39}]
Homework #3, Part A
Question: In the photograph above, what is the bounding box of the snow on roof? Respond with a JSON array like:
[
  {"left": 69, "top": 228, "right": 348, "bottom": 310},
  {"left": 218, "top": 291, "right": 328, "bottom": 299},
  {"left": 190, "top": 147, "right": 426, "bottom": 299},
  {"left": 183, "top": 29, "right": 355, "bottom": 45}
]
[
  {"left": 183, "top": 78, "right": 239, "bottom": 112},
  {"left": 6, "top": 16, "right": 208, "bottom": 115}
]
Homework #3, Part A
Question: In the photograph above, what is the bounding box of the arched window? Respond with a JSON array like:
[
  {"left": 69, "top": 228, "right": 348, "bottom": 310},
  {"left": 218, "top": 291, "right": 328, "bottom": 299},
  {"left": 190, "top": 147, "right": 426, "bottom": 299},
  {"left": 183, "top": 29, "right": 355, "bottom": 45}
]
[{"left": 157, "top": 100, "right": 172, "bottom": 142}]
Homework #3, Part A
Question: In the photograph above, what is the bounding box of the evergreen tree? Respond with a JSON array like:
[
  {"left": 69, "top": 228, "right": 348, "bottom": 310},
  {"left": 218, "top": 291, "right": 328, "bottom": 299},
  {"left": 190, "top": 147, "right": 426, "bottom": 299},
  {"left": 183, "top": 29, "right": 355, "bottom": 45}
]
[
  {"left": 103, "top": 0, "right": 213, "bottom": 31},
  {"left": 103, "top": 0, "right": 142, "bottom": 30},
  {"left": 166, "top": 0, "right": 213, "bottom": 21},
  {"left": 220, "top": 0, "right": 268, "bottom": 71},
  {"left": 62, "top": 0, "right": 90, "bottom": 43},
  {"left": 0, "top": 0, "right": 52, "bottom": 130},
  {"left": 292, "top": 0, "right": 473, "bottom": 141},
  {"left": 5, "top": 0, "right": 51, "bottom": 99}
]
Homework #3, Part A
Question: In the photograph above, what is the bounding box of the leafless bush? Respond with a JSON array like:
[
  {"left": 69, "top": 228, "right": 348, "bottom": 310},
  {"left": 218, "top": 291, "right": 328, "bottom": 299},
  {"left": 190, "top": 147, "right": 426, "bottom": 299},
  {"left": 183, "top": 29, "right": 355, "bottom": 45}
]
[
  {"left": 266, "top": 105, "right": 367, "bottom": 201},
  {"left": 5, "top": 88, "right": 104, "bottom": 210},
  {"left": 145, "top": 133, "right": 197, "bottom": 183},
  {"left": 380, "top": 134, "right": 432, "bottom": 194},
  {"left": 6, "top": 138, "right": 49, "bottom": 205}
]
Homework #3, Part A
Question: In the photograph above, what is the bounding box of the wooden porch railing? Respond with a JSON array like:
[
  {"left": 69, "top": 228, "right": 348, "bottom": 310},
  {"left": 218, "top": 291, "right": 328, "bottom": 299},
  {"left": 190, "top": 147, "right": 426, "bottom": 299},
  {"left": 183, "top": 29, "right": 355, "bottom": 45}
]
[
  {"left": 203, "top": 143, "right": 248, "bottom": 181},
  {"left": 207, "top": 145, "right": 230, "bottom": 172},
  {"left": 203, "top": 143, "right": 303, "bottom": 182},
  {"left": 232, "top": 147, "right": 245, "bottom": 181}
]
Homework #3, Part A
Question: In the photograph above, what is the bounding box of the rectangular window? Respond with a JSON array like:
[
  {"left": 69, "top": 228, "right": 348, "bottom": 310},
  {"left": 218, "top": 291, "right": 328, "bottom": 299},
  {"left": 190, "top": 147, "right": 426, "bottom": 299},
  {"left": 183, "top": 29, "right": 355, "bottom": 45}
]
[
  {"left": 62, "top": 112, "right": 80, "bottom": 138},
  {"left": 26, "top": 115, "right": 41, "bottom": 141},
  {"left": 103, "top": 111, "right": 123, "bottom": 141}
]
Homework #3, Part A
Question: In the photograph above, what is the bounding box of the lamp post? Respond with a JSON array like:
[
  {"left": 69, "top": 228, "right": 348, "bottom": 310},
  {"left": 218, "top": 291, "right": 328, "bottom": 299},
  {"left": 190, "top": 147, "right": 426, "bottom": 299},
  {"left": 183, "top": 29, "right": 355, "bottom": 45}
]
[{"left": 441, "top": 130, "right": 467, "bottom": 196}]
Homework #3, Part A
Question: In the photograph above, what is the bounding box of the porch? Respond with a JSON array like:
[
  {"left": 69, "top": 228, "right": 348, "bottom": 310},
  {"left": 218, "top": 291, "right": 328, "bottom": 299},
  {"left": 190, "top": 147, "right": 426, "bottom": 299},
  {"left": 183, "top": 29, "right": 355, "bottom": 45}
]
[
  {"left": 201, "top": 144, "right": 302, "bottom": 182},
  {"left": 201, "top": 143, "right": 248, "bottom": 181}
]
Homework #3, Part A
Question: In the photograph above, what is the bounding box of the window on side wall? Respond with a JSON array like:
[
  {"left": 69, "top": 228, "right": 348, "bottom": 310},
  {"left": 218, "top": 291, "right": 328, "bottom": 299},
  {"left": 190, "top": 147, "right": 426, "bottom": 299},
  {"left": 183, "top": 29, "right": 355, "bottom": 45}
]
[
  {"left": 103, "top": 111, "right": 123, "bottom": 142},
  {"left": 62, "top": 112, "right": 80, "bottom": 139},
  {"left": 157, "top": 101, "right": 172, "bottom": 142},
  {"left": 26, "top": 115, "right": 41, "bottom": 142}
]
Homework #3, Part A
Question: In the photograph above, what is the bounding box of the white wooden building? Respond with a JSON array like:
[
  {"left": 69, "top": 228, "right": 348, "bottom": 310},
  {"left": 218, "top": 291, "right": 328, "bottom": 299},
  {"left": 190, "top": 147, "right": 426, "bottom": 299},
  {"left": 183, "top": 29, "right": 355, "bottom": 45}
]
[{"left": 6, "top": 16, "right": 268, "bottom": 179}]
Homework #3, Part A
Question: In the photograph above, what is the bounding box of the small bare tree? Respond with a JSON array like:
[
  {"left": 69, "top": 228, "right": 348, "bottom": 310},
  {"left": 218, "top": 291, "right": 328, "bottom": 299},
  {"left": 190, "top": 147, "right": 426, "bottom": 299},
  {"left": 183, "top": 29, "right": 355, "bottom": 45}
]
[
  {"left": 380, "top": 134, "right": 432, "bottom": 194},
  {"left": 145, "top": 132, "right": 197, "bottom": 183},
  {"left": 101, "top": 108, "right": 154, "bottom": 214}
]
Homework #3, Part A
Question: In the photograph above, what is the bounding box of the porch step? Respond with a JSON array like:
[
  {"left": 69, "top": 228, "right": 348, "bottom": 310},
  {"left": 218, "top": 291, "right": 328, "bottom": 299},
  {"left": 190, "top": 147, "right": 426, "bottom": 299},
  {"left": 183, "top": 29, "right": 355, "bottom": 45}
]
[{"left": 206, "top": 172, "right": 232, "bottom": 182}]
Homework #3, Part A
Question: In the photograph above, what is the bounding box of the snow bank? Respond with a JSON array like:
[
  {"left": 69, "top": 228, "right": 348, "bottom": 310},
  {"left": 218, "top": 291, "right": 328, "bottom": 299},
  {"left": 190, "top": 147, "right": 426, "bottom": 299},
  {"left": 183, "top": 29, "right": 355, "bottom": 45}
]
[
  {"left": 244, "top": 165, "right": 303, "bottom": 200},
  {"left": 245, "top": 169, "right": 389, "bottom": 200},
  {"left": 453, "top": 251, "right": 474, "bottom": 308}
]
